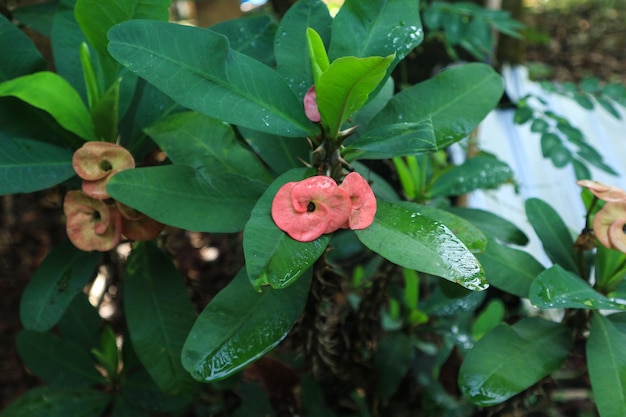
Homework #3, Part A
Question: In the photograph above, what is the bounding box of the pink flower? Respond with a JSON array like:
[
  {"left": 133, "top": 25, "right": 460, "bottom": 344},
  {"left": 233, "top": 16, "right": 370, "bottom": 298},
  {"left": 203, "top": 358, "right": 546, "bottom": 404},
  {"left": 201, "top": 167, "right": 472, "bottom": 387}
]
[
  {"left": 303, "top": 85, "right": 321, "bottom": 123},
  {"left": 577, "top": 180, "right": 626, "bottom": 252},
  {"left": 339, "top": 172, "right": 377, "bottom": 230},
  {"left": 271, "top": 176, "right": 351, "bottom": 242},
  {"left": 73, "top": 141, "right": 135, "bottom": 199},
  {"left": 593, "top": 201, "right": 626, "bottom": 252},
  {"left": 64, "top": 190, "right": 122, "bottom": 252}
]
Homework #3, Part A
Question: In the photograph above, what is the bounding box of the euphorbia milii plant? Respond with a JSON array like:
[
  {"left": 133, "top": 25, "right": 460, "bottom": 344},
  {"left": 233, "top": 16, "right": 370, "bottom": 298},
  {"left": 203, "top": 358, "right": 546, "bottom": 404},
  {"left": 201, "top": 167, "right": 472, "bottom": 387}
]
[{"left": 73, "top": 141, "right": 135, "bottom": 199}]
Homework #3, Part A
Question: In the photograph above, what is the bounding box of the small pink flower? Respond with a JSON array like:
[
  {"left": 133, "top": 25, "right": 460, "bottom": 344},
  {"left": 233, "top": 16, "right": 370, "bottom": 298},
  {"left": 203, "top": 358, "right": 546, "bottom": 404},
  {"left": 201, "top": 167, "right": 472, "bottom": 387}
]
[
  {"left": 593, "top": 201, "right": 626, "bottom": 253},
  {"left": 271, "top": 176, "right": 351, "bottom": 242},
  {"left": 64, "top": 190, "right": 122, "bottom": 251},
  {"left": 73, "top": 141, "right": 135, "bottom": 199},
  {"left": 339, "top": 172, "right": 377, "bottom": 230},
  {"left": 303, "top": 85, "right": 321, "bottom": 123},
  {"left": 578, "top": 180, "right": 626, "bottom": 253}
]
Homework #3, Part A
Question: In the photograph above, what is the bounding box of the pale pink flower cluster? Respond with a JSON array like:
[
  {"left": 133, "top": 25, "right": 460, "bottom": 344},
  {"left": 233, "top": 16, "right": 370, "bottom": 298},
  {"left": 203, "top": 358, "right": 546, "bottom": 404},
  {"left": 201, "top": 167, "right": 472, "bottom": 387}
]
[{"left": 578, "top": 180, "right": 626, "bottom": 253}]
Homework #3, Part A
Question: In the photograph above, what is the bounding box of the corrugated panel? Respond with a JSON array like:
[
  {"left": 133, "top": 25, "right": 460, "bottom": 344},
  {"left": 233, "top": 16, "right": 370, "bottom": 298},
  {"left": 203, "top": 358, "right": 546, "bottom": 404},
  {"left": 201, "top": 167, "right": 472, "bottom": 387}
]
[{"left": 469, "top": 65, "right": 626, "bottom": 265}]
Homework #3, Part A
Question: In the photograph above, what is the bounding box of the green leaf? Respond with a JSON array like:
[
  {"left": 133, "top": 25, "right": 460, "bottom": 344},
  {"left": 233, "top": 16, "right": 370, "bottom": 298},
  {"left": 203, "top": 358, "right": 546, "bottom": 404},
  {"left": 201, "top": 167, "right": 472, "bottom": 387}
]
[
  {"left": 239, "top": 127, "right": 311, "bottom": 176},
  {"left": 244, "top": 169, "right": 329, "bottom": 290},
  {"left": 75, "top": 0, "right": 171, "bottom": 87},
  {"left": 0, "top": 15, "right": 46, "bottom": 81},
  {"left": 373, "top": 332, "right": 414, "bottom": 405},
  {"left": 0, "top": 387, "right": 110, "bottom": 417},
  {"left": 459, "top": 317, "right": 572, "bottom": 406},
  {"left": 476, "top": 237, "right": 544, "bottom": 298},
  {"left": 107, "top": 164, "right": 267, "bottom": 233},
  {"left": 211, "top": 15, "right": 277, "bottom": 66},
  {"left": 529, "top": 265, "right": 626, "bottom": 310},
  {"left": 549, "top": 143, "right": 572, "bottom": 168},
  {"left": 370, "top": 63, "right": 503, "bottom": 149},
  {"left": 91, "top": 77, "right": 121, "bottom": 142},
  {"left": 572, "top": 158, "right": 592, "bottom": 181},
  {"left": 355, "top": 200, "right": 487, "bottom": 291},
  {"left": 20, "top": 240, "right": 100, "bottom": 331},
  {"left": 57, "top": 293, "right": 101, "bottom": 351},
  {"left": 51, "top": 0, "right": 90, "bottom": 102},
  {"left": 274, "top": 0, "right": 332, "bottom": 100},
  {"left": 317, "top": 54, "right": 394, "bottom": 139},
  {"left": 529, "top": 117, "right": 549, "bottom": 133},
  {"left": 11, "top": 2, "right": 57, "bottom": 37},
  {"left": 525, "top": 198, "right": 578, "bottom": 272},
  {"left": 540, "top": 132, "right": 560, "bottom": 158},
  {"left": 108, "top": 20, "right": 318, "bottom": 137},
  {"left": 0, "top": 72, "right": 96, "bottom": 140},
  {"left": 329, "top": 0, "right": 422, "bottom": 69},
  {"left": 597, "top": 96, "right": 621, "bottom": 119},
  {"left": 397, "top": 202, "right": 487, "bottom": 254},
  {"left": 181, "top": 268, "right": 312, "bottom": 382},
  {"left": 513, "top": 106, "right": 533, "bottom": 124},
  {"left": 0, "top": 137, "right": 75, "bottom": 195},
  {"left": 573, "top": 92, "right": 594, "bottom": 110},
  {"left": 91, "top": 325, "right": 119, "bottom": 381},
  {"left": 125, "top": 242, "right": 197, "bottom": 394},
  {"left": 16, "top": 330, "right": 107, "bottom": 387},
  {"left": 428, "top": 155, "right": 514, "bottom": 197},
  {"left": 344, "top": 118, "right": 437, "bottom": 160},
  {"left": 146, "top": 111, "right": 272, "bottom": 183},
  {"left": 587, "top": 313, "right": 626, "bottom": 417},
  {"left": 446, "top": 207, "right": 529, "bottom": 246},
  {"left": 471, "top": 299, "right": 505, "bottom": 340},
  {"left": 306, "top": 27, "right": 330, "bottom": 84},
  {"left": 79, "top": 43, "right": 101, "bottom": 110},
  {"left": 595, "top": 245, "right": 626, "bottom": 293}
]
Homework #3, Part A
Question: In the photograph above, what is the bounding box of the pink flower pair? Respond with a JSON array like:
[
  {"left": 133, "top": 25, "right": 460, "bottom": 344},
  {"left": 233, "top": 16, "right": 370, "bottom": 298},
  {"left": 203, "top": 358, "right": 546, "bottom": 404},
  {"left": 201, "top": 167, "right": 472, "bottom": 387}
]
[
  {"left": 64, "top": 142, "right": 163, "bottom": 251},
  {"left": 578, "top": 180, "right": 626, "bottom": 253},
  {"left": 271, "top": 172, "right": 376, "bottom": 242}
]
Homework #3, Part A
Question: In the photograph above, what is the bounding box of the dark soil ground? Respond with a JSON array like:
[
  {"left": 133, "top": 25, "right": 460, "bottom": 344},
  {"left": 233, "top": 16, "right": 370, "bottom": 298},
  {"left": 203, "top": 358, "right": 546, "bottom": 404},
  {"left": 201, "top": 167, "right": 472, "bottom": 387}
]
[{"left": 2, "top": 0, "right": 626, "bottom": 414}]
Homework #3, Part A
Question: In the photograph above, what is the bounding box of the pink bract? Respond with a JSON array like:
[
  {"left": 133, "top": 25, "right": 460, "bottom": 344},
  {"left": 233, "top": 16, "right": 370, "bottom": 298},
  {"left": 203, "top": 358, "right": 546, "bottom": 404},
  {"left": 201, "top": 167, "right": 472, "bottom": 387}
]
[
  {"left": 303, "top": 85, "right": 321, "bottom": 123},
  {"left": 593, "top": 201, "right": 626, "bottom": 253},
  {"left": 339, "top": 172, "right": 377, "bottom": 230},
  {"left": 73, "top": 141, "right": 135, "bottom": 199},
  {"left": 64, "top": 190, "right": 122, "bottom": 252},
  {"left": 271, "top": 176, "right": 351, "bottom": 242},
  {"left": 577, "top": 179, "right": 626, "bottom": 202}
]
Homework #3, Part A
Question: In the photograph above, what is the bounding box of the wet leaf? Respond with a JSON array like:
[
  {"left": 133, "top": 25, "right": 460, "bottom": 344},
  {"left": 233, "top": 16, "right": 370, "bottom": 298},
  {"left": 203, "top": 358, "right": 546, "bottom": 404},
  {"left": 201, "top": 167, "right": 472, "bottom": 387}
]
[
  {"left": 181, "top": 268, "right": 311, "bottom": 382},
  {"left": 459, "top": 317, "right": 572, "bottom": 406},
  {"left": 446, "top": 207, "right": 529, "bottom": 246},
  {"left": 355, "top": 200, "right": 488, "bottom": 291},
  {"left": 211, "top": 15, "right": 277, "bottom": 66},
  {"left": 529, "top": 265, "right": 626, "bottom": 310},
  {"left": 108, "top": 20, "right": 318, "bottom": 137}
]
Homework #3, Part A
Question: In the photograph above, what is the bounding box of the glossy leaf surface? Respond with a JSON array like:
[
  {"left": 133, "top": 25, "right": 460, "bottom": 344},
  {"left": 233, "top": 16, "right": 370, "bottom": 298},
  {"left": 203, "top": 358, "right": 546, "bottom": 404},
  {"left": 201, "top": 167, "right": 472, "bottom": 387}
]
[
  {"left": 0, "top": 138, "right": 74, "bottom": 195},
  {"left": 108, "top": 20, "right": 318, "bottom": 137},
  {"left": 146, "top": 111, "right": 272, "bottom": 183},
  {"left": 240, "top": 127, "right": 310, "bottom": 176},
  {"left": 125, "top": 242, "right": 197, "bottom": 394},
  {"left": 459, "top": 317, "right": 572, "bottom": 406},
  {"left": 317, "top": 55, "right": 394, "bottom": 138},
  {"left": 329, "top": 0, "right": 422, "bottom": 69},
  {"left": 428, "top": 155, "right": 514, "bottom": 197},
  {"left": 587, "top": 313, "right": 626, "bottom": 417},
  {"left": 525, "top": 198, "right": 579, "bottom": 273},
  {"left": 355, "top": 200, "right": 487, "bottom": 290},
  {"left": 0, "top": 15, "right": 46, "bottom": 81},
  {"left": 344, "top": 118, "right": 436, "bottom": 160},
  {"left": 0, "top": 72, "right": 96, "bottom": 140},
  {"left": 274, "top": 0, "right": 332, "bottom": 99},
  {"left": 107, "top": 164, "right": 267, "bottom": 232},
  {"left": 0, "top": 387, "right": 110, "bottom": 417},
  {"left": 16, "top": 330, "right": 106, "bottom": 387},
  {"left": 20, "top": 240, "right": 100, "bottom": 331},
  {"left": 244, "top": 168, "right": 330, "bottom": 290},
  {"left": 529, "top": 265, "right": 626, "bottom": 310},
  {"left": 182, "top": 268, "right": 312, "bottom": 382},
  {"left": 369, "top": 63, "right": 503, "bottom": 149},
  {"left": 75, "top": 0, "right": 171, "bottom": 86}
]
